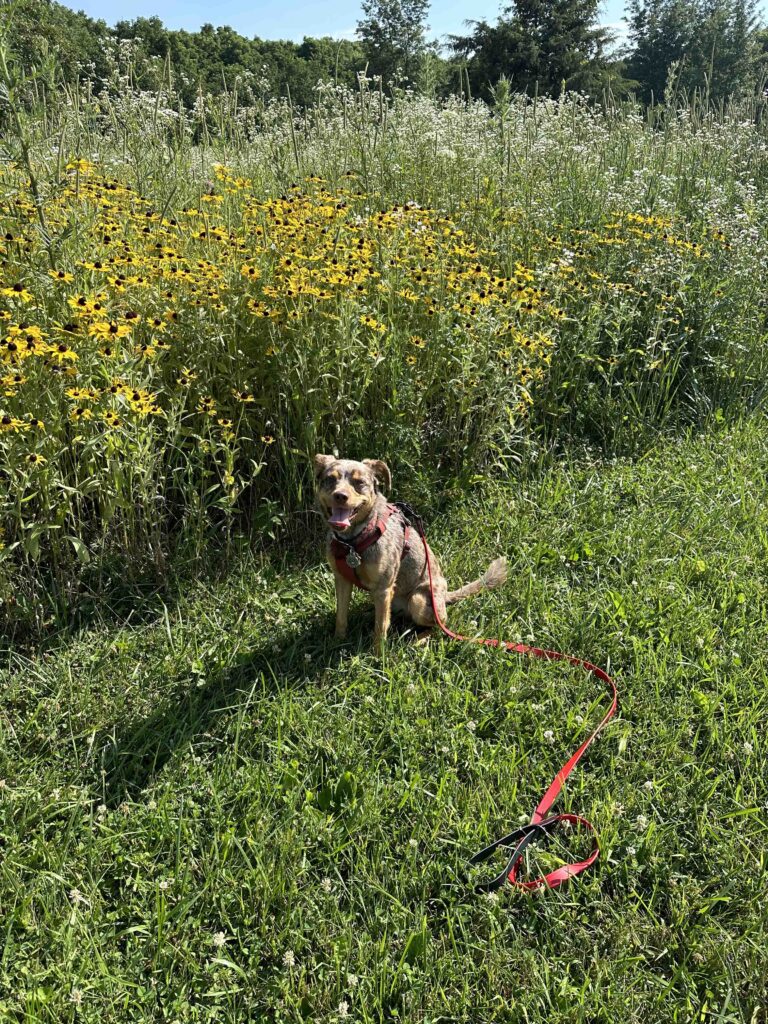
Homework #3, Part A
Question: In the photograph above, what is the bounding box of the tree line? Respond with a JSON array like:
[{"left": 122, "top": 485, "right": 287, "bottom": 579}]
[{"left": 3, "top": 0, "right": 768, "bottom": 107}]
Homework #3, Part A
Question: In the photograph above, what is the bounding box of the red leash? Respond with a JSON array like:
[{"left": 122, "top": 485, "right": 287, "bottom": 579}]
[{"left": 398, "top": 502, "right": 618, "bottom": 892}]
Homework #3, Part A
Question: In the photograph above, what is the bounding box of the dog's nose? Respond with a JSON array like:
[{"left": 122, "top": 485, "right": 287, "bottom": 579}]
[{"left": 333, "top": 491, "right": 349, "bottom": 504}]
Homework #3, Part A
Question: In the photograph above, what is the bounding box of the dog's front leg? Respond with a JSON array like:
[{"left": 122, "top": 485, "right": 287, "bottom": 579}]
[
  {"left": 372, "top": 584, "right": 394, "bottom": 648},
  {"left": 334, "top": 572, "right": 353, "bottom": 638}
]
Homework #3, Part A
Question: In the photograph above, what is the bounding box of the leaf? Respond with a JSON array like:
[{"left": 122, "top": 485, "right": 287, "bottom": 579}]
[
  {"left": 402, "top": 920, "right": 428, "bottom": 966},
  {"left": 66, "top": 535, "right": 91, "bottom": 564}
]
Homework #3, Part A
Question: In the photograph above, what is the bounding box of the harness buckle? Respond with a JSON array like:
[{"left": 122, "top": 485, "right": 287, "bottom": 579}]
[{"left": 345, "top": 548, "right": 362, "bottom": 569}]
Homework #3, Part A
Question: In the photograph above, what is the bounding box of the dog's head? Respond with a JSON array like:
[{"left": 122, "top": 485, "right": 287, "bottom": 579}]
[{"left": 314, "top": 454, "right": 391, "bottom": 533}]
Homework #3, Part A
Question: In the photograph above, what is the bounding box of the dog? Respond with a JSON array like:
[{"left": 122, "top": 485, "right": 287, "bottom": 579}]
[{"left": 315, "top": 454, "right": 507, "bottom": 645}]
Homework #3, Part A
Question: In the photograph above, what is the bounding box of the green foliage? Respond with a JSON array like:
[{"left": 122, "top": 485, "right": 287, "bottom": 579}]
[
  {"left": 356, "top": 0, "right": 431, "bottom": 85},
  {"left": 0, "top": 0, "right": 111, "bottom": 81},
  {"left": 1, "top": 0, "right": 370, "bottom": 108},
  {"left": 451, "top": 0, "right": 622, "bottom": 99},
  {"left": 110, "top": 19, "right": 368, "bottom": 108},
  {"left": 626, "top": 0, "right": 763, "bottom": 104}
]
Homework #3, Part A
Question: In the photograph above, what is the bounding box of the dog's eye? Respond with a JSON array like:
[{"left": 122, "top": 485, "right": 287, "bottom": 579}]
[{"left": 352, "top": 479, "right": 366, "bottom": 492}]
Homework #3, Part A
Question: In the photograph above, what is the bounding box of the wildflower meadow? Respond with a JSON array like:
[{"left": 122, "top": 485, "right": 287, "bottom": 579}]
[{"left": 1, "top": 45, "right": 768, "bottom": 1024}]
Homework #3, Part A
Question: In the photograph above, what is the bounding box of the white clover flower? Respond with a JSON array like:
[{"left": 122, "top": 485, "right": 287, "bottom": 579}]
[
  {"left": 643, "top": 780, "right": 654, "bottom": 791},
  {"left": 636, "top": 814, "right": 649, "bottom": 830},
  {"left": 212, "top": 931, "right": 227, "bottom": 948},
  {"left": 338, "top": 1001, "right": 350, "bottom": 1018},
  {"left": 321, "top": 877, "right": 333, "bottom": 893},
  {"left": 544, "top": 730, "right": 555, "bottom": 743},
  {"left": 282, "top": 949, "right": 296, "bottom": 968}
]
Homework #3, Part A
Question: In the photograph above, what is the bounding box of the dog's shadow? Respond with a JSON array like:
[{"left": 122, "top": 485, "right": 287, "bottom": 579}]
[{"left": 98, "top": 608, "right": 422, "bottom": 806}]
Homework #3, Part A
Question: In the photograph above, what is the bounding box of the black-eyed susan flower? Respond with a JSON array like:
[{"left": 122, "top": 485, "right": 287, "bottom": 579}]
[
  {"left": 66, "top": 387, "right": 99, "bottom": 402},
  {"left": 88, "top": 320, "right": 131, "bottom": 340},
  {"left": 47, "top": 342, "right": 78, "bottom": 363},
  {"left": 66, "top": 158, "right": 94, "bottom": 173},
  {"left": 0, "top": 414, "right": 25, "bottom": 432},
  {"left": 196, "top": 397, "right": 217, "bottom": 417},
  {"left": 1, "top": 283, "right": 34, "bottom": 302}
]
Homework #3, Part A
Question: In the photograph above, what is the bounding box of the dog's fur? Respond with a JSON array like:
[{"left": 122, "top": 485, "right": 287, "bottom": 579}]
[{"left": 315, "top": 454, "right": 507, "bottom": 645}]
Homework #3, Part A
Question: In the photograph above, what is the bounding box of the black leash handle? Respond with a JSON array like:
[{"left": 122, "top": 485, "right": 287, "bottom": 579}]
[{"left": 468, "top": 816, "right": 562, "bottom": 893}]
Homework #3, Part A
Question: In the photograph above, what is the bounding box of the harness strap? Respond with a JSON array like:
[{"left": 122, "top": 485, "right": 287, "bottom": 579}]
[{"left": 331, "top": 503, "right": 410, "bottom": 590}]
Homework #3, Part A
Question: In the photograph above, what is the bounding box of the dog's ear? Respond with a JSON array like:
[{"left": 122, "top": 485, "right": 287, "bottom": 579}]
[
  {"left": 363, "top": 459, "right": 392, "bottom": 493},
  {"left": 314, "top": 453, "right": 335, "bottom": 479}
]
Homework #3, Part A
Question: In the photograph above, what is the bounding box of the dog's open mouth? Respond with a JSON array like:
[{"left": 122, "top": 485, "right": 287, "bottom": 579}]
[{"left": 328, "top": 506, "right": 353, "bottom": 530}]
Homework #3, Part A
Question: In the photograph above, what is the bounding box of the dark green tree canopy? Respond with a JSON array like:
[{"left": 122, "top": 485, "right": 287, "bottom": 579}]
[
  {"left": 451, "top": 0, "right": 617, "bottom": 98},
  {"left": 356, "top": 0, "right": 431, "bottom": 83},
  {"left": 625, "top": 0, "right": 761, "bottom": 103}
]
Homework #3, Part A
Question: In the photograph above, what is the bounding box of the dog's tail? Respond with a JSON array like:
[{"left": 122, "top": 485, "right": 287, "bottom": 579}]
[{"left": 445, "top": 556, "right": 508, "bottom": 606}]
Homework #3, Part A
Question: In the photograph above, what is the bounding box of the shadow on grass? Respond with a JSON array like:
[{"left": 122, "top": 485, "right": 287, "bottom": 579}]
[
  {"left": 2, "top": 532, "right": 297, "bottom": 655},
  {"left": 98, "top": 605, "right": 394, "bottom": 806}
]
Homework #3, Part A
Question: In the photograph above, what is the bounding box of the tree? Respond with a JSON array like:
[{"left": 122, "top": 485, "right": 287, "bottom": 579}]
[
  {"left": 625, "top": 0, "right": 762, "bottom": 104},
  {"left": 357, "top": 0, "right": 430, "bottom": 84},
  {"left": 451, "top": 0, "right": 618, "bottom": 99},
  {"left": 3, "top": 0, "right": 110, "bottom": 81}
]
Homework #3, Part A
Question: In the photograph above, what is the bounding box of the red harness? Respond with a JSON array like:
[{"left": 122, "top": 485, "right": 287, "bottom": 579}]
[{"left": 330, "top": 503, "right": 411, "bottom": 589}]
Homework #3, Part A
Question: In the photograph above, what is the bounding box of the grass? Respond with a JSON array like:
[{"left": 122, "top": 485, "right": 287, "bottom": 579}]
[{"left": 2, "top": 416, "right": 767, "bottom": 1022}]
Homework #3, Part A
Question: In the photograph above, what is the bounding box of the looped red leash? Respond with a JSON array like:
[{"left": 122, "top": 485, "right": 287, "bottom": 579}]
[{"left": 394, "top": 502, "right": 618, "bottom": 892}]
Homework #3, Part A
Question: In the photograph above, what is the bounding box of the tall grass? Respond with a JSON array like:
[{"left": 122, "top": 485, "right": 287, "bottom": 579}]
[{"left": 1, "top": 39, "right": 768, "bottom": 634}]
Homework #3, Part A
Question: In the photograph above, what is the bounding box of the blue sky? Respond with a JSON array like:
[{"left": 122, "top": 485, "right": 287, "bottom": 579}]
[
  {"left": 72, "top": 0, "right": 635, "bottom": 42},
  {"left": 74, "top": 0, "right": 767, "bottom": 45}
]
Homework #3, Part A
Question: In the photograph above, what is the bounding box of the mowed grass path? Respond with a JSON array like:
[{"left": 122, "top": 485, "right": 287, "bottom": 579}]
[{"left": 2, "top": 420, "right": 767, "bottom": 1023}]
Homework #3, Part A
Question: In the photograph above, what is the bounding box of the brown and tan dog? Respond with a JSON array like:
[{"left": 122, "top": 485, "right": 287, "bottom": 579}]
[{"left": 315, "top": 454, "right": 507, "bottom": 646}]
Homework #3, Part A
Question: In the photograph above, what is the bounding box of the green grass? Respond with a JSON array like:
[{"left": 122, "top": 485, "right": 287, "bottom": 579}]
[{"left": 2, "top": 417, "right": 767, "bottom": 1022}]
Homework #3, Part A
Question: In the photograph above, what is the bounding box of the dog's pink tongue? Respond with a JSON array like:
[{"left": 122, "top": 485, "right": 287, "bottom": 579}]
[{"left": 329, "top": 507, "right": 352, "bottom": 529}]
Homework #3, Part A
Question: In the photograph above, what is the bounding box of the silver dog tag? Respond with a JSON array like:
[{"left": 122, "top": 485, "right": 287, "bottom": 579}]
[{"left": 346, "top": 549, "right": 362, "bottom": 568}]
